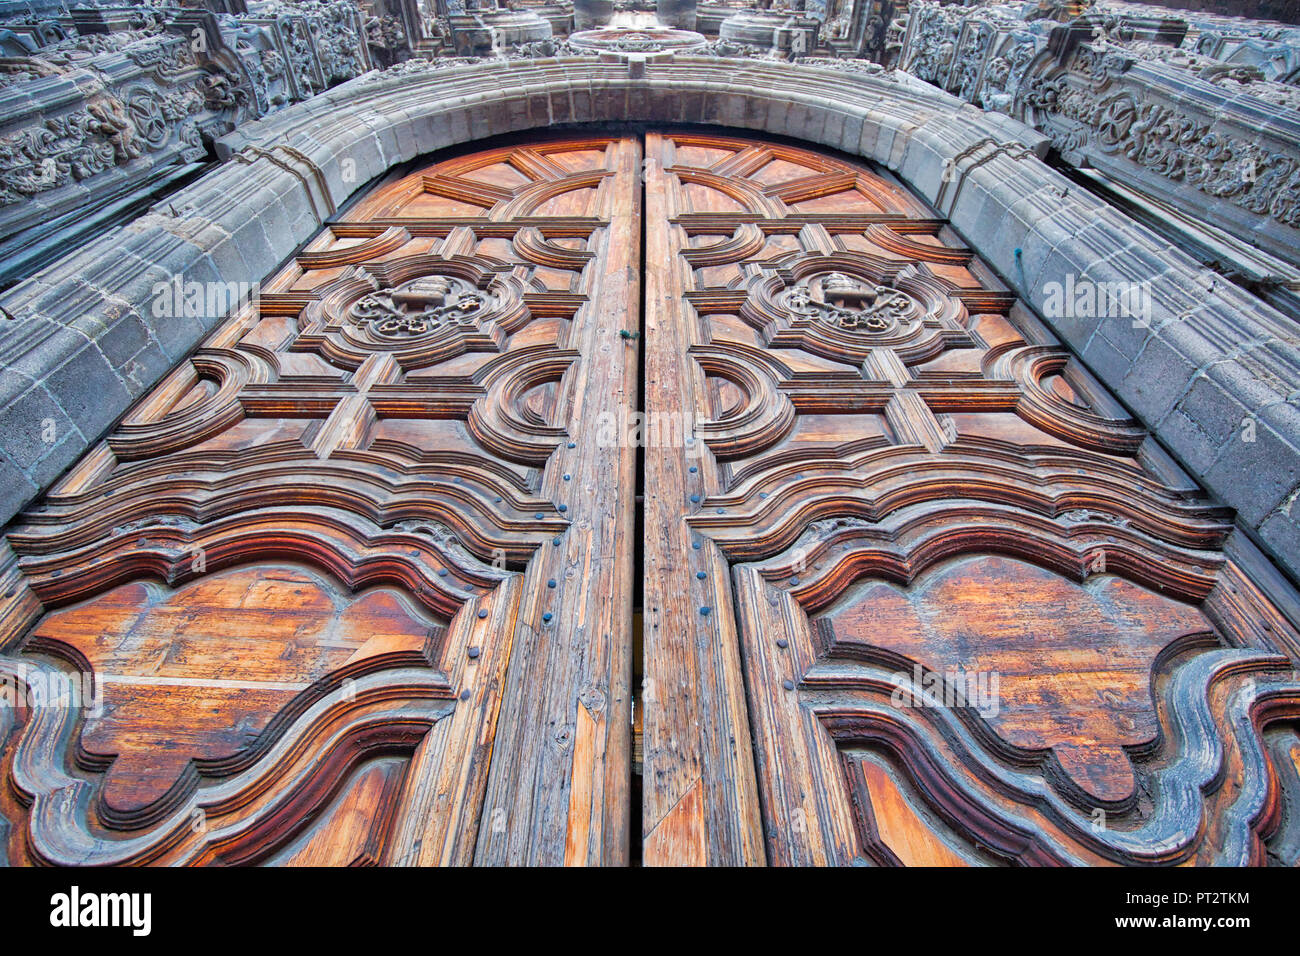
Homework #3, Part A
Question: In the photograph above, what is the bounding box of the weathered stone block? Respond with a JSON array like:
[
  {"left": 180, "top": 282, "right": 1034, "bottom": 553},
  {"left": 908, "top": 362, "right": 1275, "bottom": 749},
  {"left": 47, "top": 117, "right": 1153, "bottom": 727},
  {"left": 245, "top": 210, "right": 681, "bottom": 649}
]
[
  {"left": 0, "top": 456, "right": 38, "bottom": 523},
  {"left": 1121, "top": 336, "right": 1200, "bottom": 426},
  {"left": 1204, "top": 420, "right": 1300, "bottom": 528},
  {"left": 42, "top": 344, "right": 131, "bottom": 441},
  {"left": 0, "top": 384, "right": 74, "bottom": 472}
]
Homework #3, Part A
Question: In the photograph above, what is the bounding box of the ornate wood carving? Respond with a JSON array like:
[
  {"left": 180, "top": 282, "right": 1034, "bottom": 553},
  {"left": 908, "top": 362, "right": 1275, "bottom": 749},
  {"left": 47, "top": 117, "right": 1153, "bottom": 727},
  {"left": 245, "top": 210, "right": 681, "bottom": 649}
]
[
  {"left": 0, "top": 136, "right": 640, "bottom": 865},
  {"left": 3, "top": 129, "right": 1299, "bottom": 867},
  {"left": 641, "top": 131, "right": 1300, "bottom": 866}
]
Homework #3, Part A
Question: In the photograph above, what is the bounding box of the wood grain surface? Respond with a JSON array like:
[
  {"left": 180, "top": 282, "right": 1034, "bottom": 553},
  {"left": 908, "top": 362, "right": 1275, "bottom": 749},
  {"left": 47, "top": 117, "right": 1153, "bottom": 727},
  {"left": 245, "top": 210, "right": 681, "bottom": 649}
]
[
  {"left": 0, "top": 136, "right": 638, "bottom": 866},
  {"left": 639, "top": 131, "right": 1300, "bottom": 867}
]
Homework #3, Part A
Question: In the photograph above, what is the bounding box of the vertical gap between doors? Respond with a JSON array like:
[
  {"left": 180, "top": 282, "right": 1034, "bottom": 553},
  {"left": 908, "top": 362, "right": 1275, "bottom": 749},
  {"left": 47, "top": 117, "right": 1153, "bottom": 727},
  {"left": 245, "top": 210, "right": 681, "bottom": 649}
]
[{"left": 629, "top": 132, "right": 649, "bottom": 866}]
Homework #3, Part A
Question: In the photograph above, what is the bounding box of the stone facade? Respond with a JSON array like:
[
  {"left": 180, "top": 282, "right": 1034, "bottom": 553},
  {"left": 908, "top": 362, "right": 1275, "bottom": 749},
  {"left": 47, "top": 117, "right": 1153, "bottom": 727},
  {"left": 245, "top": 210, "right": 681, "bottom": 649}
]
[
  {"left": 0, "top": 1, "right": 371, "bottom": 282},
  {"left": 894, "top": 2, "right": 1300, "bottom": 266},
  {"left": 3, "top": 0, "right": 1300, "bottom": 594}
]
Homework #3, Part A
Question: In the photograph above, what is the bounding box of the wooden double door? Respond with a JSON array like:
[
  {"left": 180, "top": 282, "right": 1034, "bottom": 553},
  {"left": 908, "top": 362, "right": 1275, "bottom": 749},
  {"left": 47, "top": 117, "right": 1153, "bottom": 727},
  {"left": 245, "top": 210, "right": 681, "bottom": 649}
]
[{"left": 2, "top": 130, "right": 1299, "bottom": 866}]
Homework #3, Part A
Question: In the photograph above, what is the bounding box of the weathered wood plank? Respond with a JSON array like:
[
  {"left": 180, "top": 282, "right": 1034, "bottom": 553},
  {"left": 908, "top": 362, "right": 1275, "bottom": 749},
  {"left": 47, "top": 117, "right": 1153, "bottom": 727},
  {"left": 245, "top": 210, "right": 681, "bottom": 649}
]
[
  {"left": 642, "top": 132, "right": 766, "bottom": 866},
  {"left": 472, "top": 137, "right": 639, "bottom": 866}
]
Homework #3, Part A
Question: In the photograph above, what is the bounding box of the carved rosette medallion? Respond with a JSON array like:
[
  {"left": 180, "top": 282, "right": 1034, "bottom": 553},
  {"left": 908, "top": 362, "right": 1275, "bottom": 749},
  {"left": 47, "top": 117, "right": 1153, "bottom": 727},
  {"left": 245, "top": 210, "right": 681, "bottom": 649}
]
[
  {"left": 735, "top": 255, "right": 977, "bottom": 365},
  {"left": 782, "top": 272, "right": 917, "bottom": 335},
  {"left": 291, "top": 252, "right": 531, "bottom": 370},
  {"left": 348, "top": 275, "right": 494, "bottom": 341}
]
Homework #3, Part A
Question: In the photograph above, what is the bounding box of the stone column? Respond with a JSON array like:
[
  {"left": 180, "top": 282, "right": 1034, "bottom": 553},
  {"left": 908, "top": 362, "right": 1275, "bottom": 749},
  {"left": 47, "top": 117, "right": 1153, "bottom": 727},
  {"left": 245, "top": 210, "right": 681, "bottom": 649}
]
[
  {"left": 573, "top": 0, "right": 613, "bottom": 30},
  {"left": 657, "top": 0, "right": 698, "bottom": 31}
]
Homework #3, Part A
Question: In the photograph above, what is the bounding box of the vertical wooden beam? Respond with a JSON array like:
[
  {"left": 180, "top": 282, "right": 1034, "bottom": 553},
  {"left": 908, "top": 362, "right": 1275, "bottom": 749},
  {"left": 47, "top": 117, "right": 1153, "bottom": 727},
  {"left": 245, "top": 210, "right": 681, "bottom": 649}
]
[
  {"left": 641, "top": 133, "right": 766, "bottom": 866},
  {"left": 472, "top": 137, "right": 640, "bottom": 865}
]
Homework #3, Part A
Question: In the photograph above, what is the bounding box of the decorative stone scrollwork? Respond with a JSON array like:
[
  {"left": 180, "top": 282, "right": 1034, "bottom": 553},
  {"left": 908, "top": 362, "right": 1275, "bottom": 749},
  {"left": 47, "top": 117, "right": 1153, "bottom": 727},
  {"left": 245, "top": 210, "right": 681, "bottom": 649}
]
[
  {"left": 894, "top": 2, "right": 1300, "bottom": 264},
  {"left": 0, "top": 1, "right": 370, "bottom": 261},
  {"left": 567, "top": 26, "right": 708, "bottom": 54}
]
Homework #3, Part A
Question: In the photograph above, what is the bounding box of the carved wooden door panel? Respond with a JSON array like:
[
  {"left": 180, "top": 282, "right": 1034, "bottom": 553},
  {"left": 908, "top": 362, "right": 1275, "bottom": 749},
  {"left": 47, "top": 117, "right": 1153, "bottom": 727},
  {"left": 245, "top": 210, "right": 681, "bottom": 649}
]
[
  {"left": 0, "top": 136, "right": 639, "bottom": 865},
  {"left": 642, "top": 131, "right": 1300, "bottom": 866},
  {"left": 4, "top": 128, "right": 1300, "bottom": 870}
]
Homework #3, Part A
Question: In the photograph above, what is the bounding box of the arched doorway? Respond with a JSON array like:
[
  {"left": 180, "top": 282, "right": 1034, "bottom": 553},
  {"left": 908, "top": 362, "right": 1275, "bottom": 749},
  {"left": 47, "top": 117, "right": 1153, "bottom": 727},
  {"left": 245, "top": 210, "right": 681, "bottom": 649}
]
[{"left": 2, "top": 129, "right": 1298, "bottom": 866}]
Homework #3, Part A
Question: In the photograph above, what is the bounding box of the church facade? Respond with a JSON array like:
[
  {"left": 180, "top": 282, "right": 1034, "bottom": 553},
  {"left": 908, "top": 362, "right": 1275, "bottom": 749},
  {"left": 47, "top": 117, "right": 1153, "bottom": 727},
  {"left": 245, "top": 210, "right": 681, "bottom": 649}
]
[{"left": 1, "top": 0, "right": 1300, "bottom": 866}]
